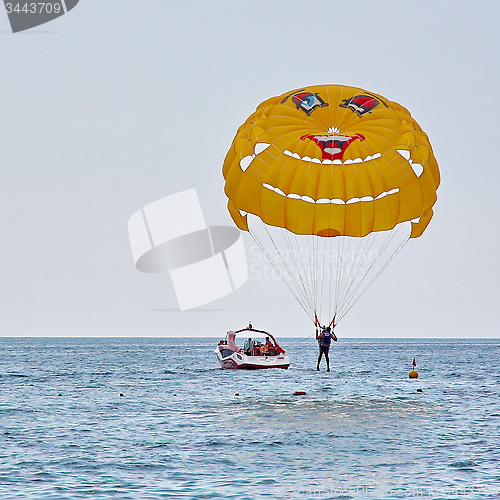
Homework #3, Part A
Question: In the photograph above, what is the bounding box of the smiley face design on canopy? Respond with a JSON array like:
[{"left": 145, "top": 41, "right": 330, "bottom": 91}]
[{"left": 223, "top": 84, "right": 440, "bottom": 238}]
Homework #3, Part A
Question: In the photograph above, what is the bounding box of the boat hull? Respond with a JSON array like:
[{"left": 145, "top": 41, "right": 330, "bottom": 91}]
[{"left": 215, "top": 349, "right": 290, "bottom": 370}]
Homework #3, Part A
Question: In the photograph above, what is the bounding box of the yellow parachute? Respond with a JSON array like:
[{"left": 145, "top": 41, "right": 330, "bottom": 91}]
[{"left": 223, "top": 84, "right": 440, "bottom": 326}]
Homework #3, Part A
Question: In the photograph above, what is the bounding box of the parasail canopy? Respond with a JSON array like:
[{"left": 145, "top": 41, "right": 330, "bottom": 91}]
[{"left": 223, "top": 84, "right": 440, "bottom": 326}]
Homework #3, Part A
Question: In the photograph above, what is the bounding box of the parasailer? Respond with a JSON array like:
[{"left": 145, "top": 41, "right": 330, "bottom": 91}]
[
  {"left": 223, "top": 84, "right": 440, "bottom": 340},
  {"left": 316, "top": 326, "right": 338, "bottom": 372}
]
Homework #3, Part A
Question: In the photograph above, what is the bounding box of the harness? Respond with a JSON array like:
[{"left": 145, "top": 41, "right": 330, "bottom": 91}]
[{"left": 319, "top": 332, "right": 331, "bottom": 347}]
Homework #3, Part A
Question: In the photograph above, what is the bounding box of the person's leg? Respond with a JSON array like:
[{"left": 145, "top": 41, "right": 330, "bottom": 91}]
[
  {"left": 324, "top": 349, "right": 330, "bottom": 372},
  {"left": 317, "top": 350, "right": 323, "bottom": 370}
]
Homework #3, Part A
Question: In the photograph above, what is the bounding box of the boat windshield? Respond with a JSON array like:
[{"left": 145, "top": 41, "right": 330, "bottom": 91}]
[{"left": 228, "top": 328, "right": 285, "bottom": 356}]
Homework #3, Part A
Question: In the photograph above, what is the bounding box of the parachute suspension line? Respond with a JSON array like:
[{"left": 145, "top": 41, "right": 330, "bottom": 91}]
[
  {"left": 334, "top": 234, "right": 352, "bottom": 319},
  {"left": 319, "top": 229, "right": 329, "bottom": 322},
  {"left": 346, "top": 150, "right": 368, "bottom": 323},
  {"left": 337, "top": 230, "right": 397, "bottom": 321},
  {"left": 281, "top": 228, "right": 315, "bottom": 315},
  {"left": 336, "top": 236, "right": 356, "bottom": 318},
  {"left": 329, "top": 314, "right": 336, "bottom": 328},
  {"left": 335, "top": 164, "right": 352, "bottom": 321},
  {"left": 324, "top": 190, "right": 334, "bottom": 326},
  {"left": 268, "top": 227, "right": 316, "bottom": 317},
  {"left": 328, "top": 231, "right": 334, "bottom": 325},
  {"left": 302, "top": 235, "right": 317, "bottom": 313},
  {"left": 314, "top": 313, "right": 321, "bottom": 327},
  {"left": 311, "top": 233, "right": 321, "bottom": 321},
  {"left": 309, "top": 235, "right": 321, "bottom": 326},
  {"left": 330, "top": 236, "right": 338, "bottom": 322},
  {"left": 292, "top": 229, "right": 325, "bottom": 326},
  {"left": 248, "top": 226, "right": 313, "bottom": 321},
  {"left": 325, "top": 231, "right": 335, "bottom": 323},
  {"left": 315, "top": 235, "right": 323, "bottom": 319},
  {"left": 338, "top": 236, "right": 408, "bottom": 322},
  {"left": 340, "top": 235, "right": 353, "bottom": 316},
  {"left": 337, "top": 227, "right": 411, "bottom": 323},
  {"left": 336, "top": 231, "right": 377, "bottom": 314},
  {"left": 308, "top": 232, "right": 320, "bottom": 321},
  {"left": 332, "top": 234, "right": 342, "bottom": 320},
  {"left": 310, "top": 234, "right": 319, "bottom": 320}
]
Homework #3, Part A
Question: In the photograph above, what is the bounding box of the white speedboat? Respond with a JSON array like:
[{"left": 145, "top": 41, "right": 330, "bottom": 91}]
[{"left": 215, "top": 327, "right": 290, "bottom": 369}]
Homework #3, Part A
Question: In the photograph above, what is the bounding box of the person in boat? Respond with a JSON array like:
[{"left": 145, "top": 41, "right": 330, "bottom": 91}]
[
  {"left": 253, "top": 342, "right": 262, "bottom": 356},
  {"left": 264, "top": 336, "right": 277, "bottom": 356},
  {"left": 316, "top": 326, "right": 338, "bottom": 372},
  {"left": 244, "top": 338, "right": 253, "bottom": 356},
  {"left": 260, "top": 342, "right": 269, "bottom": 356}
]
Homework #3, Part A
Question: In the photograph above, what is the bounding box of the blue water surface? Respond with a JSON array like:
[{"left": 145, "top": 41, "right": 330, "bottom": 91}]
[{"left": 0, "top": 337, "right": 499, "bottom": 500}]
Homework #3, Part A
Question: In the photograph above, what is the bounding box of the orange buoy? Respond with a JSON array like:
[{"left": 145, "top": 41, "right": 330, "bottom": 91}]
[{"left": 409, "top": 357, "right": 418, "bottom": 378}]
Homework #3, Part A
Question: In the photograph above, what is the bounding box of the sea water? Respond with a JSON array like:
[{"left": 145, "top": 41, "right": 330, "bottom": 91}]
[{"left": 0, "top": 337, "right": 499, "bottom": 500}]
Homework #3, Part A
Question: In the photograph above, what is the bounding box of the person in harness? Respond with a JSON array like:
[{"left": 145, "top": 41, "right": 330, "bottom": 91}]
[{"left": 316, "top": 326, "right": 337, "bottom": 372}]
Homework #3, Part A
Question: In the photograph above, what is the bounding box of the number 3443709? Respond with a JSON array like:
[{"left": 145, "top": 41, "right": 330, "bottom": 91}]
[{"left": 5, "top": 2, "right": 62, "bottom": 14}]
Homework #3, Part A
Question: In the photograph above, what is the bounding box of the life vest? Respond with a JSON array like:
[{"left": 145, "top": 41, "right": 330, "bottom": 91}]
[{"left": 319, "top": 332, "right": 331, "bottom": 347}]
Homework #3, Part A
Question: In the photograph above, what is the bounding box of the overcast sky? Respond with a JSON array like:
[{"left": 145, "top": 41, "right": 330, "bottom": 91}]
[{"left": 1, "top": 0, "right": 499, "bottom": 338}]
